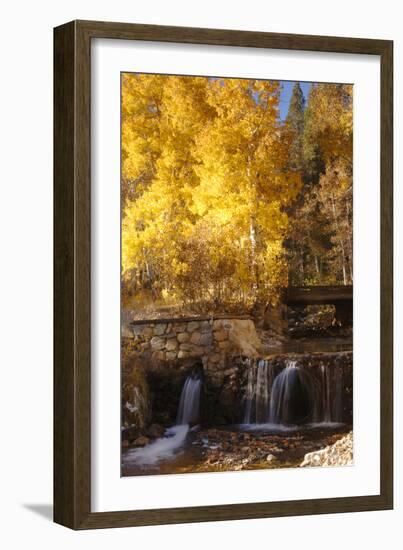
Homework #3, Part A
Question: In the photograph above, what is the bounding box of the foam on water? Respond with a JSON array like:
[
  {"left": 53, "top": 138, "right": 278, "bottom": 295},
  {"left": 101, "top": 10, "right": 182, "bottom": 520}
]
[{"left": 122, "top": 424, "right": 189, "bottom": 466}]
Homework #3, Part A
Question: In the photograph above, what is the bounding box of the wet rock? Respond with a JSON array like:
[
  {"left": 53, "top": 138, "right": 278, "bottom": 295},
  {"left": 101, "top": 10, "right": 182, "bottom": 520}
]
[
  {"left": 132, "top": 435, "right": 150, "bottom": 447},
  {"left": 146, "top": 423, "right": 165, "bottom": 438}
]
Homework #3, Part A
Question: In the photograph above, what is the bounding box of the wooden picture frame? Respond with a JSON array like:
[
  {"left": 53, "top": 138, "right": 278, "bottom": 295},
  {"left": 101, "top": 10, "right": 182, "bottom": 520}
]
[{"left": 54, "top": 20, "right": 393, "bottom": 529}]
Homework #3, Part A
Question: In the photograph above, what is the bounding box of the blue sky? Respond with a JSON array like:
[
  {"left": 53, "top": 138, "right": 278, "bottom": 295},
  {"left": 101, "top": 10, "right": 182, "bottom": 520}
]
[{"left": 279, "top": 81, "right": 311, "bottom": 121}]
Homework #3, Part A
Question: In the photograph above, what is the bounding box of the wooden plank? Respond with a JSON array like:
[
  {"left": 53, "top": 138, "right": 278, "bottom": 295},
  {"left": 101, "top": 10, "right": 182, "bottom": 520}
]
[{"left": 285, "top": 286, "right": 353, "bottom": 305}]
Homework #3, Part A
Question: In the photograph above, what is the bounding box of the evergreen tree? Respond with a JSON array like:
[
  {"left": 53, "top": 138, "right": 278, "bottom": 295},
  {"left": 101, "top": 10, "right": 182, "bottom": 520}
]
[{"left": 285, "top": 82, "right": 305, "bottom": 171}]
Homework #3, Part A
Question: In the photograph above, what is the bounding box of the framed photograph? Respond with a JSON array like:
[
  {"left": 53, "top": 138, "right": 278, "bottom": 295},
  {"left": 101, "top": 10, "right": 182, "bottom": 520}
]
[{"left": 54, "top": 20, "right": 393, "bottom": 529}]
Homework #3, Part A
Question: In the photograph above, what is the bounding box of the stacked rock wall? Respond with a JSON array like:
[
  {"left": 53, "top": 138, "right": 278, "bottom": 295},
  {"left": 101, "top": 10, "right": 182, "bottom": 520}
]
[{"left": 123, "top": 316, "right": 262, "bottom": 370}]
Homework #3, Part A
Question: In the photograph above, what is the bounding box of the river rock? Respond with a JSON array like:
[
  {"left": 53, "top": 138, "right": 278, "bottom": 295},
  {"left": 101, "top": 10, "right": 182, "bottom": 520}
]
[
  {"left": 200, "top": 320, "right": 211, "bottom": 333},
  {"left": 150, "top": 336, "right": 165, "bottom": 351},
  {"left": 300, "top": 432, "right": 353, "bottom": 467},
  {"left": 153, "top": 323, "right": 167, "bottom": 336},
  {"left": 187, "top": 321, "right": 200, "bottom": 332},
  {"left": 190, "top": 331, "right": 202, "bottom": 345},
  {"left": 188, "top": 344, "right": 204, "bottom": 356},
  {"left": 146, "top": 423, "right": 165, "bottom": 438},
  {"left": 166, "top": 339, "right": 178, "bottom": 351},
  {"left": 173, "top": 323, "right": 187, "bottom": 333},
  {"left": 122, "top": 324, "right": 134, "bottom": 338},
  {"left": 132, "top": 435, "right": 150, "bottom": 447},
  {"left": 179, "top": 343, "right": 192, "bottom": 351},
  {"left": 199, "top": 333, "right": 213, "bottom": 346}
]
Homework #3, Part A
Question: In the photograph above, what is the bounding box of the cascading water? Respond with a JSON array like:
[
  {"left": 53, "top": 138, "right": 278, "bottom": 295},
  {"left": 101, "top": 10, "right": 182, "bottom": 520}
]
[
  {"left": 269, "top": 361, "right": 316, "bottom": 425},
  {"left": 243, "top": 359, "right": 255, "bottom": 424},
  {"left": 315, "top": 361, "right": 343, "bottom": 424},
  {"left": 123, "top": 366, "right": 203, "bottom": 467},
  {"left": 176, "top": 368, "right": 203, "bottom": 425},
  {"left": 243, "top": 359, "right": 275, "bottom": 424},
  {"left": 243, "top": 358, "right": 344, "bottom": 427}
]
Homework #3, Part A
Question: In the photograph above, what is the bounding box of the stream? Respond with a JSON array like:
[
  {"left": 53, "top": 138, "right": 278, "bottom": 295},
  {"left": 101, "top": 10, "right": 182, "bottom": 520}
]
[{"left": 122, "top": 341, "right": 352, "bottom": 476}]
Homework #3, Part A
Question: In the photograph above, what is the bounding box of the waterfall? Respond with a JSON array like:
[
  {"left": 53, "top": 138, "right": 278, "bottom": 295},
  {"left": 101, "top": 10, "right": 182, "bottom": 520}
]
[
  {"left": 123, "top": 366, "right": 203, "bottom": 467},
  {"left": 316, "top": 362, "right": 343, "bottom": 424},
  {"left": 243, "top": 359, "right": 255, "bottom": 424},
  {"left": 243, "top": 358, "right": 344, "bottom": 427},
  {"left": 269, "top": 361, "right": 315, "bottom": 425},
  {"left": 243, "top": 359, "right": 274, "bottom": 424},
  {"left": 176, "top": 368, "right": 202, "bottom": 425}
]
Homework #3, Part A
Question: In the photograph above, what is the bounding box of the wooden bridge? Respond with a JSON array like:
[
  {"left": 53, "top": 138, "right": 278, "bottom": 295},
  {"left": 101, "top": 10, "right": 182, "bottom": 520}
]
[
  {"left": 285, "top": 285, "right": 353, "bottom": 306},
  {"left": 284, "top": 285, "right": 353, "bottom": 325}
]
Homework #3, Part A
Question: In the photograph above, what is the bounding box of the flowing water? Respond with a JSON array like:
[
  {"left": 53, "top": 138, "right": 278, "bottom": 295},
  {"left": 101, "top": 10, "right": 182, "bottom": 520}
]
[
  {"left": 243, "top": 359, "right": 344, "bottom": 428},
  {"left": 122, "top": 354, "right": 349, "bottom": 475},
  {"left": 243, "top": 359, "right": 275, "bottom": 424},
  {"left": 176, "top": 371, "right": 202, "bottom": 425},
  {"left": 123, "top": 368, "right": 202, "bottom": 470}
]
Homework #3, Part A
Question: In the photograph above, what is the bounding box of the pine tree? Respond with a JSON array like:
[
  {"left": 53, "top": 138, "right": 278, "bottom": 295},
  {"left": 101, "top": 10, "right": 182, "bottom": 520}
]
[
  {"left": 285, "top": 83, "right": 353, "bottom": 285},
  {"left": 285, "top": 82, "right": 305, "bottom": 171}
]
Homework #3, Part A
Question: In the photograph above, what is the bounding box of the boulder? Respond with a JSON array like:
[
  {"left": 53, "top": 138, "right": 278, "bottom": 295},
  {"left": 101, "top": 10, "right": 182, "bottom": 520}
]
[
  {"left": 132, "top": 435, "right": 150, "bottom": 447},
  {"left": 227, "top": 319, "right": 262, "bottom": 356},
  {"left": 146, "top": 423, "right": 165, "bottom": 438}
]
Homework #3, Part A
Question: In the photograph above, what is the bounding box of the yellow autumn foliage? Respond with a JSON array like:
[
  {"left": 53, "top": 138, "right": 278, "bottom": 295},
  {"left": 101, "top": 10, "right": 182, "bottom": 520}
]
[{"left": 121, "top": 74, "right": 302, "bottom": 312}]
